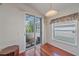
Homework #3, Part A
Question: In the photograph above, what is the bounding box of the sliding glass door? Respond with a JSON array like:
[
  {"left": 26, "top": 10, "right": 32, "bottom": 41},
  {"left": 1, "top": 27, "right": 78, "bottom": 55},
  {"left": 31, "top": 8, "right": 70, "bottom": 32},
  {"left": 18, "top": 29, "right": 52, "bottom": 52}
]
[{"left": 25, "top": 14, "right": 42, "bottom": 56}]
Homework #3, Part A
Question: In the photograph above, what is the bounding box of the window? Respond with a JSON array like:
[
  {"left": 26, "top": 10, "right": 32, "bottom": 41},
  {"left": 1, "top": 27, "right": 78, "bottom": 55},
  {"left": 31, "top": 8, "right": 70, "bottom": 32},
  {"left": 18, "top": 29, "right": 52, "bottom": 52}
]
[{"left": 52, "top": 20, "right": 77, "bottom": 45}]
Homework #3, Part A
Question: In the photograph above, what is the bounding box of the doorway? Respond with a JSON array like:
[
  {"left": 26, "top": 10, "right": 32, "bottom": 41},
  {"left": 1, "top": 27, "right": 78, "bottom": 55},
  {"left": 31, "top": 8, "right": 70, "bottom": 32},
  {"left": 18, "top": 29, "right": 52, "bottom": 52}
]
[{"left": 25, "top": 14, "right": 42, "bottom": 55}]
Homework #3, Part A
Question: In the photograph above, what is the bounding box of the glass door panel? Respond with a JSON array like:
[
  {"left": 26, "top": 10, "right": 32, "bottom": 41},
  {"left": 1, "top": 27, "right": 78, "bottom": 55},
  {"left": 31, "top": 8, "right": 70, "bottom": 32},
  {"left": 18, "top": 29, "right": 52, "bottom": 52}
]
[
  {"left": 35, "top": 17, "right": 41, "bottom": 45},
  {"left": 25, "top": 15, "right": 35, "bottom": 49}
]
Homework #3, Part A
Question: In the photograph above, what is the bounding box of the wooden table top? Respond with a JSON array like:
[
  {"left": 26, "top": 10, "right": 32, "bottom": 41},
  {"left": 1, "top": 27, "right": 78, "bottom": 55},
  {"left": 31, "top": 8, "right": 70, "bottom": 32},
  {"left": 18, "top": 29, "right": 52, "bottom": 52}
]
[{"left": 0, "top": 45, "right": 19, "bottom": 55}]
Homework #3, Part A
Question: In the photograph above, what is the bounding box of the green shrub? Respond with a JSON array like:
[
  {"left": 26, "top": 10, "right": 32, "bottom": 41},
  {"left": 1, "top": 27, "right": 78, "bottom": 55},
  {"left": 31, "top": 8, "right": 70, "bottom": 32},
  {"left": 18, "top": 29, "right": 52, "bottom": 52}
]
[{"left": 26, "top": 21, "right": 34, "bottom": 32}]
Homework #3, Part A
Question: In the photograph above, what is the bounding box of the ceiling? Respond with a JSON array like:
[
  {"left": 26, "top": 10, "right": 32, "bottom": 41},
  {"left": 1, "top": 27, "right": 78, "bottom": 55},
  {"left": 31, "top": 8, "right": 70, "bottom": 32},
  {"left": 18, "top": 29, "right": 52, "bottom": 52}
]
[{"left": 25, "top": 3, "right": 79, "bottom": 16}]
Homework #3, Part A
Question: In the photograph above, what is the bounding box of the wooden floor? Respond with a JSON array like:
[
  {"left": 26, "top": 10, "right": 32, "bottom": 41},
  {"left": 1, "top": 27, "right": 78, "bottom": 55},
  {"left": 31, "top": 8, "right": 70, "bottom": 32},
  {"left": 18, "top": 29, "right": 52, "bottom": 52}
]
[
  {"left": 41, "top": 43, "right": 74, "bottom": 56},
  {"left": 20, "top": 43, "right": 74, "bottom": 56}
]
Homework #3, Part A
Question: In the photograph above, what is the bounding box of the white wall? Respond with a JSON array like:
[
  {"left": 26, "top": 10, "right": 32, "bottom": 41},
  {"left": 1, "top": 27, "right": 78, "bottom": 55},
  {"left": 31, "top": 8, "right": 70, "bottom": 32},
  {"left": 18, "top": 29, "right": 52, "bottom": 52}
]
[
  {"left": 0, "top": 3, "right": 43, "bottom": 53},
  {"left": 45, "top": 6, "right": 79, "bottom": 55}
]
